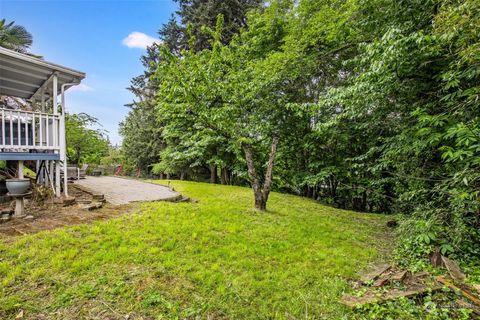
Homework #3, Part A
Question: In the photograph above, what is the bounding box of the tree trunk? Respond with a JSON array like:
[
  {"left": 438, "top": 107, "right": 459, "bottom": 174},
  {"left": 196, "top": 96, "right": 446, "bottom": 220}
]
[
  {"left": 220, "top": 167, "right": 230, "bottom": 185},
  {"left": 210, "top": 165, "right": 217, "bottom": 184},
  {"left": 225, "top": 169, "right": 230, "bottom": 185},
  {"left": 261, "top": 136, "right": 279, "bottom": 205},
  {"left": 243, "top": 143, "right": 263, "bottom": 208},
  {"left": 361, "top": 190, "right": 367, "bottom": 211},
  {"left": 159, "top": 172, "right": 164, "bottom": 180},
  {"left": 242, "top": 136, "right": 280, "bottom": 211},
  {"left": 254, "top": 191, "right": 266, "bottom": 211},
  {"left": 75, "top": 147, "right": 82, "bottom": 165},
  {"left": 180, "top": 170, "right": 186, "bottom": 180}
]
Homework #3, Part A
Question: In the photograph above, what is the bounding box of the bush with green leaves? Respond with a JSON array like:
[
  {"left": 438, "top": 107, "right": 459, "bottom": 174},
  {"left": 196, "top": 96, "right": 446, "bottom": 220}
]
[{"left": 66, "top": 113, "right": 109, "bottom": 165}]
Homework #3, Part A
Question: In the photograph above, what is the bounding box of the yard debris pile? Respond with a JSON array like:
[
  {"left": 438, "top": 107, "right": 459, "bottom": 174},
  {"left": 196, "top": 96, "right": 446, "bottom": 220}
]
[
  {"left": 343, "top": 258, "right": 480, "bottom": 315},
  {"left": 342, "top": 265, "right": 442, "bottom": 308},
  {"left": 431, "top": 250, "right": 466, "bottom": 281}
]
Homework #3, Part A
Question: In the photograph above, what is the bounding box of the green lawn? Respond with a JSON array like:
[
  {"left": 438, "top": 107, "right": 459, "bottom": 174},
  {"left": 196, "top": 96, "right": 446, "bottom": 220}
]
[{"left": 0, "top": 181, "right": 391, "bottom": 319}]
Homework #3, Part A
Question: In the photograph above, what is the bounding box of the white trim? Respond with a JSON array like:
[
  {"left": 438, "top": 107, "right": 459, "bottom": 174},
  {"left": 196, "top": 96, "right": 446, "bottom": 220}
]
[
  {"left": 0, "top": 47, "right": 85, "bottom": 100},
  {"left": 31, "top": 72, "right": 57, "bottom": 100},
  {"left": 0, "top": 47, "right": 85, "bottom": 78}
]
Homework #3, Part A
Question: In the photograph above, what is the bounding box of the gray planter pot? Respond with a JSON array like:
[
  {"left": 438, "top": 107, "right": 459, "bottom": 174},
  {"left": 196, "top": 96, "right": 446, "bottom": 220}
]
[{"left": 6, "top": 178, "right": 31, "bottom": 195}]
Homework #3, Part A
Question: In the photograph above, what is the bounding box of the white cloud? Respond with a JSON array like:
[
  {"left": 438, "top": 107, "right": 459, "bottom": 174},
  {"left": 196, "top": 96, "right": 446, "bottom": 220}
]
[
  {"left": 69, "top": 83, "right": 94, "bottom": 92},
  {"left": 122, "top": 32, "right": 160, "bottom": 49}
]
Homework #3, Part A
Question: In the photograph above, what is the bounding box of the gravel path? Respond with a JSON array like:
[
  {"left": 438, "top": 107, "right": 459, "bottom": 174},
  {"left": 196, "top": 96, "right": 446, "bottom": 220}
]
[{"left": 74, "top": 176, "right": 181, "bottom": 205}]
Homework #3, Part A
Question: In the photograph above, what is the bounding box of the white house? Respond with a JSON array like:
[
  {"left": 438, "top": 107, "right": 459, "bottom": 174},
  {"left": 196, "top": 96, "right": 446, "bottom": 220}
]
[{"left": 0, "top": 46, "right": 85, "bottom": 198}]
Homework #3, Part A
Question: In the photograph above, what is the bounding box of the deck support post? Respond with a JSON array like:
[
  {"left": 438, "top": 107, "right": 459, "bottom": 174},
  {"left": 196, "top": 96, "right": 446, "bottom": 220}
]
[
  {"left": 53, "top": 74, "right": 61, "bottom": 197},
  {"left": 36, "top": 160, "right": 41, "bottom": 184},
  {"left": 55, "top": 161, "right": 61, "bottom": 196},
  {"left": 50, "top": 161, "right": 54, "bottom": 182},
  {"left": 44, "top": 160, "right": 49, "bottom": 186},
  {"left": 18, "top": 160, "right": 24, "bottom": 178},
  {"left": 50, "top": 159, "right": 54, "bottom": 193},
  {"left": 60, "top": 84, "right": 68, "bottom": 197},
  {"left": 39, "top": 91, "right": 46, "bottom": 184}
]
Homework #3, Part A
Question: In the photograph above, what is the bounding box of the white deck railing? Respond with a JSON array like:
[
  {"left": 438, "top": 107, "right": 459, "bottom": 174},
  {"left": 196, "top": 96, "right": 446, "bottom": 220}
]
[{"left": 0, "top": 108, "right": 60, "bottom": 152}]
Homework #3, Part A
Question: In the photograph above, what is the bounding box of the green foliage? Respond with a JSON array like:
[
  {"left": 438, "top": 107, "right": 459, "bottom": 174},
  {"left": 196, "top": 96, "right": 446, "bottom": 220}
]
[
  {"left": 100, "top": 146, "right": 123, "bottom": 166},
  {"left": 395, "top": 217, "right": 442, "bottom": 271},
  {"left": 120, "top": 0, "right": 480, "bottom": 262},
  {"left": 170, "top": 0, "right": 263, "bottom": 51},
  {"left": 0, "top": 19, "right": 32, "bottom": 53},
  {"left": 121, "top": 0, "right": 263, "bottom": 179},
  {"left": 66, "top": 113, "right": 109, "bottom": 165},
  {"left": 357, "top": 293, "right": 474, "bottom": 320},
  {"left": 119, "top": 101, "right": 164, "bottom": 175},
  {"left": 309, "top": 0, "right": 480, "bottom": 264},
  {"left": 0, "top": 181, "right": 389, "bottom": 318}
]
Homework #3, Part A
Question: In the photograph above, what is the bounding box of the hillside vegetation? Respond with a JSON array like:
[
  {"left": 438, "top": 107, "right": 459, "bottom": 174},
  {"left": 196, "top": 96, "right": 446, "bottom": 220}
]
[
  {"left": 0, "top": 181, "right": 389, "bottom": 319},
  {"left": 120, "top": 0, "right": 480, "bottom": 265}
]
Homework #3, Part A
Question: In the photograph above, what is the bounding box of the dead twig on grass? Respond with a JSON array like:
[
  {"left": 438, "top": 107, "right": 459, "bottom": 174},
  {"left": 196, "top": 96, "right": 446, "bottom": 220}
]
[{"left": 99, "top": 300, "right": 124, "bottom": 318}]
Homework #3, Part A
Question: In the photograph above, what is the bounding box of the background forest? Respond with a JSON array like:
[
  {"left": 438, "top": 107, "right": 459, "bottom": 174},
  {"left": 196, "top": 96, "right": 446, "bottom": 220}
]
[{"left": 120, "top": 0, "right": 479, "bottom": 267}]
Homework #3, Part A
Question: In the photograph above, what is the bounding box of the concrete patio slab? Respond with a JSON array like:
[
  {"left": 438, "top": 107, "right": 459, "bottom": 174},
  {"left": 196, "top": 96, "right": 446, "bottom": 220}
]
[{"left": 73, "top": 176, "right": 181, "bottom": 205}]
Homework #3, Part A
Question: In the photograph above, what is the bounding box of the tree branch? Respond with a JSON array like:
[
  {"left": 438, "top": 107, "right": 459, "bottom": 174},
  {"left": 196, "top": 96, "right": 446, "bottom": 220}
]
[
  {"left": 262, "top": 136, "right": 280, "bottom": 200},
  {"left": 242, "top": 143, "right": 261, "bottom": 194}
]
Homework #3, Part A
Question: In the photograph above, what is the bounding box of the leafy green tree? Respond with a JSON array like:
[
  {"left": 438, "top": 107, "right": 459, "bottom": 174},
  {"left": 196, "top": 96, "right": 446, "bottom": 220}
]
[
  {"left": 310, "top": 0, "right": 479, "bottom": 261},
  {"left": 66, "top": 113, "right": 109, "bottom": 165},
  {"left": 120, "top": 0, "right": 480, "bottom": 262},
  {"left": 153, "top": 4, "right": 300, "bottom": 210},
  {"left": 122, "top": 0, "right": 263, "bottom": 179},
  {"left": 119, "top": 100, "right": 164, "bottom": 175},
  {"left": 100, "top": 145, "right": 124, "bottom": 167}
]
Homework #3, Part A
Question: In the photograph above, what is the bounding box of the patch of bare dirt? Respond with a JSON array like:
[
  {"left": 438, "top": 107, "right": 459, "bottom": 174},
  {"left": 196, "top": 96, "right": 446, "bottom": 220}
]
[{"left": 0, "top": 185, "right": 134, "bottom": 238}]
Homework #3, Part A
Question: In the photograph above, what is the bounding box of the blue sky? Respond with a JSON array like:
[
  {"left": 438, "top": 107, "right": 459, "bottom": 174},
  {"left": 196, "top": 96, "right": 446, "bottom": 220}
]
[{"left": 0, "top": 0, "right": 178, "bottom": 144}]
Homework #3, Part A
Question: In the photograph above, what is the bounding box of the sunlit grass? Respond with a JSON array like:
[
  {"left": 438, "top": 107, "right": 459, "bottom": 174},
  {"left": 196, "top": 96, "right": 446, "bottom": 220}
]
[{"left": 0, "top": 180, "right": 391, "bottom": 319}]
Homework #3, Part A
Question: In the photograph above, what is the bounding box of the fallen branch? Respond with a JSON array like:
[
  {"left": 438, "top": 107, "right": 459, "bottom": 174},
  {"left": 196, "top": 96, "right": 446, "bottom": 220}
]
[{"left": 435, "top": 276, "right": 480, "bottom": 307}]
